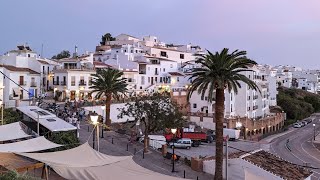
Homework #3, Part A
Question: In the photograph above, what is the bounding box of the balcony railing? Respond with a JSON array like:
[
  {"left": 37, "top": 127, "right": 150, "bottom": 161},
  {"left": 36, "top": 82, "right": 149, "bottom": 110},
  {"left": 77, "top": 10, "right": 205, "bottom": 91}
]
[
  {"left": 30, "top": 82, "right": 37, "bottom": 87},
  {"left": 19, "top": 81, "right": 27, "bottom": 86},
  {"left": 79, "top": 81, "right": 87, "bottom": 86},
  {"left": 253, "top": 95, "right": 259, "bottom": 100},
  {"left": 139, "top": 71, "right": 146, "bottom": 74},
  {"left": 253, "top": 105, "right": 258, "bottom": 110},
  {"left": 53, "top": 82, "right": 59, "bottom": 85},
  {"left": 60, "top": 81, "right": 67, "bottom": 86}
]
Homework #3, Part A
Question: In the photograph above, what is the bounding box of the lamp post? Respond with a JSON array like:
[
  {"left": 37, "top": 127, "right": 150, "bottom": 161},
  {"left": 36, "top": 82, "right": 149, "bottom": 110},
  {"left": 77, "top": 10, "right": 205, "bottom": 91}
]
[
  {"left": 101, "top": 105, "right": 105, "bottom": 138},
  {"left": 313, "top": 124, "right": 316, "bottom": 141},
  {"left": 171, "top": 128, "right": 177, "bottom": 173},
  {"left": 91, "top": 113, "right": 99, "bottom": 151}
]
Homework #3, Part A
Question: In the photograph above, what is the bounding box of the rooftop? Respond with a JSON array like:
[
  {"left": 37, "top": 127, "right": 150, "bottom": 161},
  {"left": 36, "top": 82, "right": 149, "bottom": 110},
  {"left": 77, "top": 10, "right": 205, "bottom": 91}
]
[
  {"left": 0, "top": 65, "right": 40, "bottom": 75},
  {"left": 243, "top": 150, "right": 312, "bottom": 180}
]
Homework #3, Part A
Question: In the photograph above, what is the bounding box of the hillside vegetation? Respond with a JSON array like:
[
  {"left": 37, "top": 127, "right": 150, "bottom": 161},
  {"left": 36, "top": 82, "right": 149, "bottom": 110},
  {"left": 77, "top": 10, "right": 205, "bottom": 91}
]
[{"left": 277, "top": 87, "right": 320, "bottom": 125}]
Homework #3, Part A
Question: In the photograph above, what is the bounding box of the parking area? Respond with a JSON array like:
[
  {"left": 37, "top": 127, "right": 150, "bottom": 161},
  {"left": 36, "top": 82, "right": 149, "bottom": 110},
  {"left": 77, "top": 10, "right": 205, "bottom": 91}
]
[{"left": 167, "top": 140, "right": 261, "bottom": 159}]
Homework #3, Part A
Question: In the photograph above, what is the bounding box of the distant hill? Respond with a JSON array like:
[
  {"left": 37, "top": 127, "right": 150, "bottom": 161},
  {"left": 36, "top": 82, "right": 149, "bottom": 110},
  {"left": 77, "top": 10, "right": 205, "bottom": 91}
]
[{"left": 277, "top": 87, "right": 320, "bottom": 124}]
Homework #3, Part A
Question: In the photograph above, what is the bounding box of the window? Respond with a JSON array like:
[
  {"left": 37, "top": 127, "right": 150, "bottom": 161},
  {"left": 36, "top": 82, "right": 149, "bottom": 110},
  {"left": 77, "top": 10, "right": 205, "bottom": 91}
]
[
  {"left": 231, "top": 105, "right": 233, "bottom": 112},
  {"left": 116, "top": 51, "right": 119, "bottom": 53},
  {"left": 141, "top": 76, "right": 145, "bottom": 85},
  {"left": 180, "top": 54, "right": 184, "bottom": 59},
  {"left": 155, "top": 77, "right": 157, "bottom": 82},
  {"left": 131, "top": 50, "right": 133, "bottom": 53},
  {"left": 124, "top": 50, "right": 127, "bottom": 52},
  {"left": 163, "top": 68, "right": 165, "bottom": 72},
  {"left": 28, "top": 54, "right": 30, "bottom": 57},
  {"left": 160, "top": 51, "right": 167, "bottom": 57},
  {"left": 135, "top": 50, "right": 138, "bottom": 53},
  {"left": 193, "top": 104, "right": 197, "bottom": 108},
  {"left": 160, "top": 77, "right": 162, "bottom": 83},
  {"left": 148, "top": 77, "right": 150, "bottom": 83},
  {"left": 170, "top": 64, "right": 173, "bottom": 68},
  {"left": 205, "top": 96, "right": 208, "bottom": 101},
  {"left": 42, "top": 66, "right": 45, "bottom": 73},
  {"left": 89, "top": 77, "right": 93, "bottom": 85},
  {"left": 177, "top": 77, "right": 179, "bottom": 82},
  {"left": 231, "top": 93, "right": 233, "bottom": 101},
  {"left": 71, "top": 76, "right": 75, "bottom": 86},
  {"left": 201, "top": 96, "right": 204, "bottom": 100}
]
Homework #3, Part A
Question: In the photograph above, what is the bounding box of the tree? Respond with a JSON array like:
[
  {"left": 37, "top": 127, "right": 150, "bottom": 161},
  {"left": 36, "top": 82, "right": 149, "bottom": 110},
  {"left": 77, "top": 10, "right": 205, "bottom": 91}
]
[
  {"left": 90, "top": 68, "right": 128, "bottom": 127},
  {"left": 3, "top": 108, "right": 21, "bottom": 124},
  {"left": 100, "top": 33, "right": 116, "bottom": 45},
  {"left": 51, "top": 50, "right": 71, "bottom": 59},
  {"left": 0, "top": 170, "right": 38, "bottom": 180},
  {"left": 118, "top": 93, "right": 185, "bottom": 153},
  {"left": 187, "top": 48, "right": 259, "bottom": 179}
]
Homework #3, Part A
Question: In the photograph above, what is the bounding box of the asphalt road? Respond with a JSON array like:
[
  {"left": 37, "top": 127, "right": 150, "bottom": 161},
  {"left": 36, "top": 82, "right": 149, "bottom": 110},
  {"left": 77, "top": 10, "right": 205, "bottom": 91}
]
[{"left": 270, "top": 118, "right": 320, "bottom": 180}]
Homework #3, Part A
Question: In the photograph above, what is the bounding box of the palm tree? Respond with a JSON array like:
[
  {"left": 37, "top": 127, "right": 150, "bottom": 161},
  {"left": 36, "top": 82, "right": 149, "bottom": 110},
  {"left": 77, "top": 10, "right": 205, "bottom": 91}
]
[
  {"left": 90, "top": 68, "right": 128, "bottom": 127},
  {"left": 187, "top": 48, "right": 259, "bottom": 179}
]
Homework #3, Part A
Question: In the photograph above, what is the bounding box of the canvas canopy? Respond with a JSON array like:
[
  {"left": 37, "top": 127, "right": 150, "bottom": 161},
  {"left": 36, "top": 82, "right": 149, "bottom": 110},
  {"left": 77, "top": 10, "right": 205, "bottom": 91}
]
[
  {"left": 19, "top": 143, "right": 184, "bottom": 180},
  {"left": 0, "top": 136, "right": 61, "bottom": 153},
  {"left": 0, "top": 122, "right": 31, "bottom": 141}
]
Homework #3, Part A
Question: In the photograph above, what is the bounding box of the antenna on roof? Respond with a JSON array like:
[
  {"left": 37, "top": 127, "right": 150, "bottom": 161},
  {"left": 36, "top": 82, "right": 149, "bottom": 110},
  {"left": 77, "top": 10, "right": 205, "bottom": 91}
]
[{"left": 41, "top": 44, "right": 44, "bottom": 58}]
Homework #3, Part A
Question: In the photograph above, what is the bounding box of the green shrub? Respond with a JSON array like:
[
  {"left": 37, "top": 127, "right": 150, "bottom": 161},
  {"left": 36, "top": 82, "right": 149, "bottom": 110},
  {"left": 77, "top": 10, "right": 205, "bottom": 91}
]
[{"left": 0, "top": 170, "right": 39, "bottom": 180}]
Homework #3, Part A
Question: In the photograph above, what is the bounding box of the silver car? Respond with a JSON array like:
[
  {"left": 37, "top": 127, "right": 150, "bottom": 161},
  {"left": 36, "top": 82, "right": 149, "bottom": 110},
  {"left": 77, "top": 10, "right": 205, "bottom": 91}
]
[{"left": 169, "top": 138, "right": 192, "bottom": 150}]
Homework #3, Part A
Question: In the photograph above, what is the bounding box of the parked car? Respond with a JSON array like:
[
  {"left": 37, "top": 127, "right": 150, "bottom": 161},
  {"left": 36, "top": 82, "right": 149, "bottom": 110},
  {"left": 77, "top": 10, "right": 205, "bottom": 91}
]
[
  {"left": 301, "top": 121, "right": 308, "bottom": 126},
  {"left": 306, "top": 119, "right": 313, "bottom": 123},
  {"left": 293, "top": 123, "right": 302, "bottom": 128},
  {"left": 299, "top": 122, "right": 305, "bottom": 127},
  {"left": 169, "top": 138, "right": 192, "bottom": 149}
]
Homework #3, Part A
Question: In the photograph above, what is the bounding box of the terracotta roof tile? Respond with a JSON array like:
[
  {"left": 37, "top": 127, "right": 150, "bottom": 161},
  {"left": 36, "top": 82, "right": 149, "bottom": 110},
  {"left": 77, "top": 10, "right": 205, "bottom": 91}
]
[
  {"left": 0, "top": 65, "right": 40, "bottom": 74},
  {"left": 243, "top": 150, "right": 312, "bottom": 180},
  {"left": 168, "top": 72, "right": 184, "bottom": 76}
]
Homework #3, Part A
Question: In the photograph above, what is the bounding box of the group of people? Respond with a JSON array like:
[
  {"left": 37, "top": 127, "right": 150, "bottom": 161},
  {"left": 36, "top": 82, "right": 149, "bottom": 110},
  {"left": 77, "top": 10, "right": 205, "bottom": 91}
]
[{"left": 55, "top": 103, "right": 87, "bottom": 130}]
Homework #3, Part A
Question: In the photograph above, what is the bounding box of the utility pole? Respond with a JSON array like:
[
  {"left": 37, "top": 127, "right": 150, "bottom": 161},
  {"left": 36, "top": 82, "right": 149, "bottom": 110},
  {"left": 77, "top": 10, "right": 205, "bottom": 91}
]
[{"left": 225, "top": 135, "right": 229, "bottom": 180}]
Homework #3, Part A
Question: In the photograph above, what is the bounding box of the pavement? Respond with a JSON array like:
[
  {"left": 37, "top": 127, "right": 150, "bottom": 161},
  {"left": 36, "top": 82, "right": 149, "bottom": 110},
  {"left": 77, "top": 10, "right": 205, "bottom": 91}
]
[
  {"left": 78, "top": 122, "right": 213, "bottom": 180},
  {"left": 270, "top": 119, "right": 320, "bottom": 180}
]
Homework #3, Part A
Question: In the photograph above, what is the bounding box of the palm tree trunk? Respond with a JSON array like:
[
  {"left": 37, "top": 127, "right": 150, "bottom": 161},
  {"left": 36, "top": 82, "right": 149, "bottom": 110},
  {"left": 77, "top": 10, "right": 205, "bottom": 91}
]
[
  {"left": 105, "top": 94, "right": 112, "bottom": 127},
  {"left": 214, "top": 88, "right": 225, "bottom": 180}
]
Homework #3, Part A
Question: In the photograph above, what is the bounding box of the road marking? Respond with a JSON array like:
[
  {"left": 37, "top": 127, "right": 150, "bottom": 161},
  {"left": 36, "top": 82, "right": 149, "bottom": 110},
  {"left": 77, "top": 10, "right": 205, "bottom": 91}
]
[{"left": 301, "top": 137, "right": 320, "bottom": 162}]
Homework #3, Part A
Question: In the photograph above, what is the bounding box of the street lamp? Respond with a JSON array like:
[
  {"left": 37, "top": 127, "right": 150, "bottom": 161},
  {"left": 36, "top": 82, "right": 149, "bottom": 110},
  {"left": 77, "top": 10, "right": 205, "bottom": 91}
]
[
  {"left": 90, "top": 113, "right": 99, "bottom": 151},
  {"left": 101, "top": 106, "right": 106, "bottom": 138},
  {"left": 171, "top": 128, "right": 177, "bottom": 173},
  {"left": 313, "top": 124, "right": 316, "bottom": 141}
]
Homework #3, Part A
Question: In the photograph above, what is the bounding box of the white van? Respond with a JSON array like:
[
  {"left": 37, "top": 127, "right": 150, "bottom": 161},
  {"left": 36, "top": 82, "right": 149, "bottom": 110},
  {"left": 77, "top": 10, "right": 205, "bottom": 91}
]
[{"left": 139, "top": 135, "right": 167, "bottom": 149}]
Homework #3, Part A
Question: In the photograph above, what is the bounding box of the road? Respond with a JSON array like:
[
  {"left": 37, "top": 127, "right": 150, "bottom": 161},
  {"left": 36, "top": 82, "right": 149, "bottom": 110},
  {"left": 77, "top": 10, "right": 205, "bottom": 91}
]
[{"left": 271, "top": 118, "right": 320, "bottom": 180}]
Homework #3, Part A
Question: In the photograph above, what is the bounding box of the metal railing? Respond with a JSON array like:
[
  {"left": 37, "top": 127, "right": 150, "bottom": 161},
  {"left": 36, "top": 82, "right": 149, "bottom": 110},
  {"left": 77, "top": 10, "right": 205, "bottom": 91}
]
[
  {"left": 79, "top": 81, "right": 87, "bottom": 86},
  {"left": 19, "top": 81, "right": 27, "bottom": 86}
]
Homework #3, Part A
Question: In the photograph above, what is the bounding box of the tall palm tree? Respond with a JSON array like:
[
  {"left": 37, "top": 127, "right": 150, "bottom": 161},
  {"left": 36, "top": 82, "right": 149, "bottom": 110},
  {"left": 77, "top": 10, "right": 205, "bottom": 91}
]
[
  {"left": 187, "top": 48, "right": 259, "bottom": 179},
  {"left": 90, "top": 68, "right": 128, "bottom": 126}
]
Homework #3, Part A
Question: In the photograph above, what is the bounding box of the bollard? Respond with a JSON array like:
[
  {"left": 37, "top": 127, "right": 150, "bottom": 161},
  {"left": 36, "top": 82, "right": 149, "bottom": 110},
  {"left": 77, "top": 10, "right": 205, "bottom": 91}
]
[
  {"left": 112, "top": 138, "right": 114, "bottom": 144},
  {"left": 134, "top": 148, "right": 136, "bottom": 155},
  {"left": 183, "top": 170, "right": 185, "bottom": 178},
  {"left": 143, "top": 151, "right": 145, "bottom": 159},
  {"left": 126, "top": 144, "right": 129, "bottom": 151},
  {"left": 196, "top": 176, "right": 198, "bottom": 180}
]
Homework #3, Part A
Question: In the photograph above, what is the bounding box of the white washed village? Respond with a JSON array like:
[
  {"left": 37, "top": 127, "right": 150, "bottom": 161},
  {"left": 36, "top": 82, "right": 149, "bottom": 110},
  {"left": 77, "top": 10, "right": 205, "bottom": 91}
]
[{"left": 0, "top": 33, "right": 318, "bottom": 180}]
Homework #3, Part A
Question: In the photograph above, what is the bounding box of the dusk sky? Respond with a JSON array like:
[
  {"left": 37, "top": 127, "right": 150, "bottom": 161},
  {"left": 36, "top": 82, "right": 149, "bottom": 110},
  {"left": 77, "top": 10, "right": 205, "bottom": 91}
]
[{"left": 1, "top": 0, "right": 320, "bottom": 68}]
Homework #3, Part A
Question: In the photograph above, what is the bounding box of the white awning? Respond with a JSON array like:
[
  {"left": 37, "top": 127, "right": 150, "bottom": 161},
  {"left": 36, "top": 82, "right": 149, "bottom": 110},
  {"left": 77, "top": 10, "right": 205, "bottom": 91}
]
[
  {"left": 16, "top": 106, "right": 77, "bottom": 132},
  {"left": 19, "top": 143, "right": 185, "bottom": 180},
  {"left": 0, "top": 136, "right": 61, "bottom": 153},
  {"left": 0, "top": 122, "right": 31, "bottom": 141}
]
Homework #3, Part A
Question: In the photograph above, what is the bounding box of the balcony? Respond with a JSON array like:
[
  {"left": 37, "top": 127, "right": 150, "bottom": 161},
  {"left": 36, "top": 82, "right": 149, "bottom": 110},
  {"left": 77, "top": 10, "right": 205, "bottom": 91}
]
[
  {"left": 139, "top": 71, "right": 146, "bottom": 74},
  {"left": 253, "top": 95, "right": 259, "bottom": 100},
  {"left": 60, "top": 81, "right": 67, "bottom": 86},
  {"left": 30, "top": 82, "right": 37, "bottom": 87},
  {"left": 79, "top": 81, "right": 87, "bottom": 86},
  {"left": 253, "top": 105, "right": 258, "bottom": 110},
  {"left": 19, "top": 81, "right": 27, "bottom": 86},
  {"left": 127, "top": 79, "right": 136, "bottom": 84},
  {"left": 53, "top": 82, "right": 59, "bottom": 85}
]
